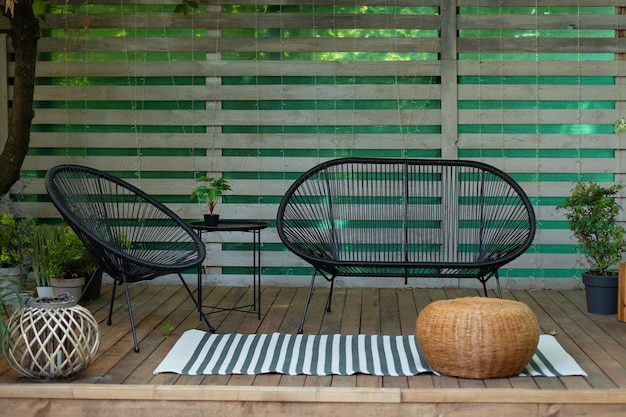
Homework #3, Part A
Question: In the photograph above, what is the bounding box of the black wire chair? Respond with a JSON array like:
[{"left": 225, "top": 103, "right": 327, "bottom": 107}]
[{"left": 46, "top": 165, "right": 213, "bottom": 352}]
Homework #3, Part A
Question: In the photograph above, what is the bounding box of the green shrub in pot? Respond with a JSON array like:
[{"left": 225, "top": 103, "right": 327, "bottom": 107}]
[
  {"left": 557, "top": 180, "right": 626, "bottom": 276},
  {"left": 557, "top": 180, "right": 626, "bottom": 314},
  {"left": 47, "top": 226, "right": 96, "bottom": 280}
]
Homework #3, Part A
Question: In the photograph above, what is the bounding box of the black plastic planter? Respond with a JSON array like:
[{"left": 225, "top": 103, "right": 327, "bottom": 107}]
[
  {"left": 203, "top": 214, "right": 220, "bottom": 226},
  {"left": 82, "top": 268, "right": 103, "bottom": 301},
  {"left": 582, "top": 272, "right": 618, "bottom": 315}
]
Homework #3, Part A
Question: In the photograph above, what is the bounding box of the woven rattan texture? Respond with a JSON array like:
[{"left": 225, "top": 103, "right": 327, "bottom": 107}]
[
  {"left": 3, "top": 299, "right": 100, "bottom": 379},
  {"left": 416, "top": 297, "right": 539, "bottom": 379}
]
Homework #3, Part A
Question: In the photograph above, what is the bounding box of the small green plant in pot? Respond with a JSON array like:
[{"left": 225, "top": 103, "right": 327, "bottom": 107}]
[
  {"left": 47, "top": 226, "right": 96, "bottom": 300},
  {"left": 31, "top": 224, "right": 63, "bottom": 297},
  {"left": 190, "top": 176, "right": 231, "bottom": 226},
  {"left": 557, "top": 180, "right": 626, "bottom": 314}
]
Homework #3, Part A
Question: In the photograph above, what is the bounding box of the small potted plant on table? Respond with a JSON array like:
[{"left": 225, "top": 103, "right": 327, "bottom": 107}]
[
  {"left": 190, "top": 176, "right": 231, "bottom": 226},
  {"left": 557, "top": 180, "right": 626, "bottom": 315}
]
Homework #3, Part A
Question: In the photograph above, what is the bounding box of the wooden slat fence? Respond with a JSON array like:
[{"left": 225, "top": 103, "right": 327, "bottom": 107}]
[{"left": 3, "top": 0, "right": 626, "bottom": 289}]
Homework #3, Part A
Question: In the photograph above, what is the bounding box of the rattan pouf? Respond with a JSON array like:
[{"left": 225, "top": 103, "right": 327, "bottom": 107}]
[
  {"left": 416, "top": 297, "right": 539, "bottom": 379},
  {"left": 3, "top": 294, "right": 100, "bottom": 380}
]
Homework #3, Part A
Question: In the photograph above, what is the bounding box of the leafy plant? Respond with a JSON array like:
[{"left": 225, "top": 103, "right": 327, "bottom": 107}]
[
  {"left": 0, "top": 287, "right": 18, "bottom": 357},
  {"left": 557, "top": 180, "right": 626, "bottom": 276},
  {"left": 0, "top": 271, "right": 28, "bottom": 358},
  {"left": 614, "top": 117, "right": 626, "bottom": 135},
  {"left": 161, "top": 322, "right": 175, "bottom": 337},
  {"left": 190, "top": 176, "right": 231, "bottom": 214},
  {"left": 174, "top": 0, "right": 199, "bottom": 15},
  {"left": 47, "top": 226, "right": 96, "bottom": 279},
  {"left": 31, "top": 224, "right": 63, "bottom": 286},
  {"left": 0, "top": 213, "right": 35, "bottom": 268}
]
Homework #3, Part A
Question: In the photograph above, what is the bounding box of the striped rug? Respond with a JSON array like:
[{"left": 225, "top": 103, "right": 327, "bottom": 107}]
[{"left": 154, "top": 329, "right": 586, "bottom": 377}]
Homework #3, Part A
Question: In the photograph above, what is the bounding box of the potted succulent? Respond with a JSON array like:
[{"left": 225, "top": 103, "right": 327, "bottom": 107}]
[
  {"left": 557, "top": 180, "right": 626, "bottom": 315},
  {"left": 47, "top": 225, "right": 96, "bottom": 300},
  {"left": 190, "top": 175, "right": 231, "bottom": 226}
]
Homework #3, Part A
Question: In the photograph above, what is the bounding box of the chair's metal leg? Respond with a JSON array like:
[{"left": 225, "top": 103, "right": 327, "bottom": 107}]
[
  {"left": 120, "top": 275, "right": 140, "bottom": 353},
  {"left": 298, "top": 269, "right": 320, "bottom": 334},
  {"left": 178, "top": 273, "right": 215, "bottom": 333},
  {"left": 107, "top": 279, "right": 117, "bottom": 326}
]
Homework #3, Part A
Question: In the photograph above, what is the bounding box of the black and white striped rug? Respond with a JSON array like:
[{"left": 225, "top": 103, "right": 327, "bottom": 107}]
[{"left": 153, "top": 329, "right": 586, "bottom": 377}]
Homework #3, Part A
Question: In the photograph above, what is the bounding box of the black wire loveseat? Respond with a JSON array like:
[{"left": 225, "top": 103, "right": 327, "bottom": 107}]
[{"left": 276, "top": 157, "right": 536, "bottom": 333}]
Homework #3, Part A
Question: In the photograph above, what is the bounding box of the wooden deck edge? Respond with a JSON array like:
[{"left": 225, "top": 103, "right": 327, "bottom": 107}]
[
  {"left": 2, "top": 384, "right": 626, "bottom": 405},
  {"left": 2, "top": 385, "right": 626, "bottom": 417}
]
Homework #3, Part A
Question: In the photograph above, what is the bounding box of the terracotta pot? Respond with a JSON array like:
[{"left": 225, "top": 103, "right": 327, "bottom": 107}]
[{"left": 50, "top": 277, "right": 86, "bottom": 300}]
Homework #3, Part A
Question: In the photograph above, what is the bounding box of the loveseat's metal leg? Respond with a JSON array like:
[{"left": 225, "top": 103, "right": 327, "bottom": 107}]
[
  {"left": 298, "top": 269, "right": 320, "bottom": 334},
  {"left": 325, "top": 276, "right": 335, "bottom": 313},
  {"left": 482, "top": 272, "right": 503, "bottom": 298},
  {"left": 495, "top": 272, "right": 503, "bottom": 298}
]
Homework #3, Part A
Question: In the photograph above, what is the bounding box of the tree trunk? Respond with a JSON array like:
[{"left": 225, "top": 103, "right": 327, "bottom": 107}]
[{"left": 0, "top": 1, "right": 39, "bottom": 196}]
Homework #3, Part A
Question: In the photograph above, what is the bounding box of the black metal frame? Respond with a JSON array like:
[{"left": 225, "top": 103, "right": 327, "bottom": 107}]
[
  {"left": 276, "top": 158, "right": 537, "bottom": 333},
  {"left": 46, "top": 164, "right": 214, "bottom": 352},
  {"left": 190, "top": 220, "right": 267, "bottom": 320}
]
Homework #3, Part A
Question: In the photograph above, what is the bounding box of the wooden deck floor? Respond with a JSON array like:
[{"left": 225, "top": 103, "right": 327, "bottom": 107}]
[{"left": 2, "top": 283, "right": 626, "bottom": 416}]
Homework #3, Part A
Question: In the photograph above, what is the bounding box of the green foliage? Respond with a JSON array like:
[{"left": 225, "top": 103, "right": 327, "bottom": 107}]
[
  {"left": 0, "top": 213, "right": 35, "bottom": 268},
  {"left": 161, "top": 322, "right": 175, "bottom": 337},
  {"left": 46, "top": 226, "right": 96, "bottom": 279},
  {"left": 190, "top": 176, "right": 231, "bottom": 214},
  {"left": 557, "top": 180, "right": 626, "bottom": 276},
  {"left": 31, "top": 0, "right": 46, "bottom": 17},
  {"left": 174, "top": 0, "right": 199, "bottom": 15},
  {"left": 4, "top": 0, "right": 45, "bottom": 18},
  {"left": 0, "top": 266, "right": 26, "bottom": 358},
  {"left": 614, "top": 118, "right": 626, "bottom": 135},
  {"left": 31, "top": 224, "right": 63, "bottom": 286},
  {"left": 0, "top": 285, "right": 18, "bottom": 357}
]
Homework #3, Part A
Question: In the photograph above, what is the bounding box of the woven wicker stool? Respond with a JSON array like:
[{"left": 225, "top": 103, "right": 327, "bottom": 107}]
[
  {"left": 416, "top": 297, "right": 539, "bottom": 379},
  {"left": 3, "top": 294, "right": 100, "bottom": 380}
]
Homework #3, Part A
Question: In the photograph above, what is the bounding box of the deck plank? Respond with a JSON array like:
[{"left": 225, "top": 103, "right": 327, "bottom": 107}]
[
  {"left": 512, "top": 290, "right": 596, "bottom": 390},
  {"left": 2, "top": 286, "right": 626, "bottom": 417},
  {"left": 527, "top": 290, "right": 622, "bottom": 389},
  {"left": 1, "top": 286, "right": 622, "bottom": 394}
]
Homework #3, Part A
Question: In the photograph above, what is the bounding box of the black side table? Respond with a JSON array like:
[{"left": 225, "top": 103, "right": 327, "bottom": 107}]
[{"left": 190, "top": 220, "right": 267, "bottom": 320}]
